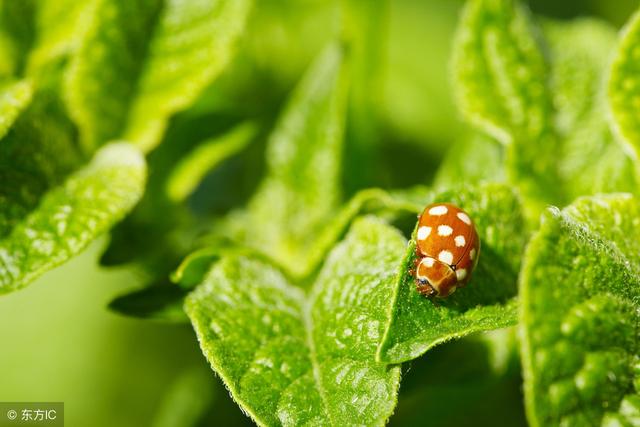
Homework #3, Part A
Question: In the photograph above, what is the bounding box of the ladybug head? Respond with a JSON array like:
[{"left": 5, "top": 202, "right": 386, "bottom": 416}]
[{"left": 415, "top": 256, "right": 458, "bottom": 298}]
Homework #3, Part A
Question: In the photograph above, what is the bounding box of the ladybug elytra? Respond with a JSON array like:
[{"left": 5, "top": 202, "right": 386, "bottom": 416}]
[{"left": 413, "top": 203, "right": 480, "bottom": 298}]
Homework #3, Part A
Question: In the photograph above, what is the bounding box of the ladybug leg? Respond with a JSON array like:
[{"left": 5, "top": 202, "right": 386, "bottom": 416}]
[
  {"left": 409, "top": 254, "right": 421, "bottom": 276},
  {"left": 416, "top": 280, "right": 436, "bottom": 298},
  {"left": 414, "top": 280, "right": 440, "bottom": 307},
  {"left": 413, "top": 255, "right": 421, "bottom": 268}
]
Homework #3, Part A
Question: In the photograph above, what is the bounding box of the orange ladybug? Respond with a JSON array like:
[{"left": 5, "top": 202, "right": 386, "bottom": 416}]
[{"left": 413, "top": 203, "right": 480, "bottom": 298}]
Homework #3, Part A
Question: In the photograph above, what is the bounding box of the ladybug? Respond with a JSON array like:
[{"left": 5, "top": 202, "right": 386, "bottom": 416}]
[{"left": 412, "top": 203, "right": 480, "bottom": 298}]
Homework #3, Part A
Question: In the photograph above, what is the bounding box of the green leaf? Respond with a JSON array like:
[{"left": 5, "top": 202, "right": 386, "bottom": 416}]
[
  {"left": 1, "top": 86, "right": 83, "bottom": 239},
  {"left": 65, "top": 0, "right": 251, "bottom": 152},
  {"left": 0, "top": 80, "right": 32, "bottom": 139},
  {"left": 609, "top": 8, "right": 640, "bottom": 163},
  {"left": 452, "top": 0, "right": 561, "bottom": 215},
  {"left": 0, "top": 77, "right": 146, "bottom": 296},
  {"left": 0, "top": 142, "right": 146, "bottom": 294},
  {"left": 433, "top": 132, "right": 505, "bottom": 190},
  {"left": 229, "top": 44, "right": 350, "bottom": 279},
  {"left": 166, "top": 122, "right": 256, "bottom": 202},
  {"left": 340, "top": 0, "right": 387, "bottom": 193},
  {"left": 544, "top": 19, "right": 612, "bottom": 135},
  {"left": 520, "top": 194, "right": 640, "bottom": 426},
  {"left": 545, "top": 19, "right": 638, "bottom": 199},
  {"left": 453, "top": 0, "right": 550, "bottom": 145},
  {"left": 109, "top": 283, "right": 189, "bottom": 322},
  {"left": 377, "top": 183, "right": 527, "bottom": 363},
  {"left": 0, "top": 0, "right": 90, "bottom": 77},
  {"left": 27, "top": 0, "right": 92, "bottom": 73},
  {"left": 186, "top": 217, "right": 404, "bottom": 426}
]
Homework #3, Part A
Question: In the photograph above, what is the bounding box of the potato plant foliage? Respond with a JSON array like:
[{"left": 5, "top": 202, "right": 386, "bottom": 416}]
[{"left": 1, "top": 0, "right": 640, "bottom": 426}]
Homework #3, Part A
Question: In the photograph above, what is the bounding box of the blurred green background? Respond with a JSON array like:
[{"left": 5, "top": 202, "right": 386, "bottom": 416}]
[{"left": 1, "top": 0, "right": 637, "bottom": 426}]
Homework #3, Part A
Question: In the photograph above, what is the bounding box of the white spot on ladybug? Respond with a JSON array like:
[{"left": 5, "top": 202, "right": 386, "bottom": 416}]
[
  {"left": 417, "top": 258, "right": 435, "bottom": 279},
  {"left": 429, "top": 205, "right": 448, "bottom": 216},
  {"left": 457, "top": 212, "right": 471, "bottom": 225},
  {"left": 417, "top": 226, "right": 431, "bottom": 240},
  {"left": 438, "top": 250, "right": 453, "bottom": 265},
  {"left": 456, "top": 268, "right": 467, "bottom": 281},
  {"left": 454, "top": 235, "right": 466, "bottom": 247},
  {"left": 437, "top": 225, "right": 453, "bottom": 236},
  {"left": 470, "top": 248, "right": 476, "bottom": 260}
]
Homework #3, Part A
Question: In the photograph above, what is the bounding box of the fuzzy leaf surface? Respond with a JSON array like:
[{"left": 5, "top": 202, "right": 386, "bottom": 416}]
[
  {"left": 229, "top": 44, "right": 349, "bottom": 279},
  {"left": 186, "top": 217, "right": 404, "bottom": 426},
  {"left": 27, "top": 0, "right": 91, "bottom": 73},
  {"left": 609, "top": 8, "right": 640, "bottom": 160},
  {"left": 0, "top": 142, "right": 146, "bottom": 293},
  {"left": 545, "top": 19, "right": 638, "bottom": 199},
  {"left": 65, "top": 0, "right": 251, "bottom": 151},
  {"left": 452, "top": 0, "right": 560, "bottom": 215},
  {"left": 520, "top": 195, "right": 640, "bottom": 426}
]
